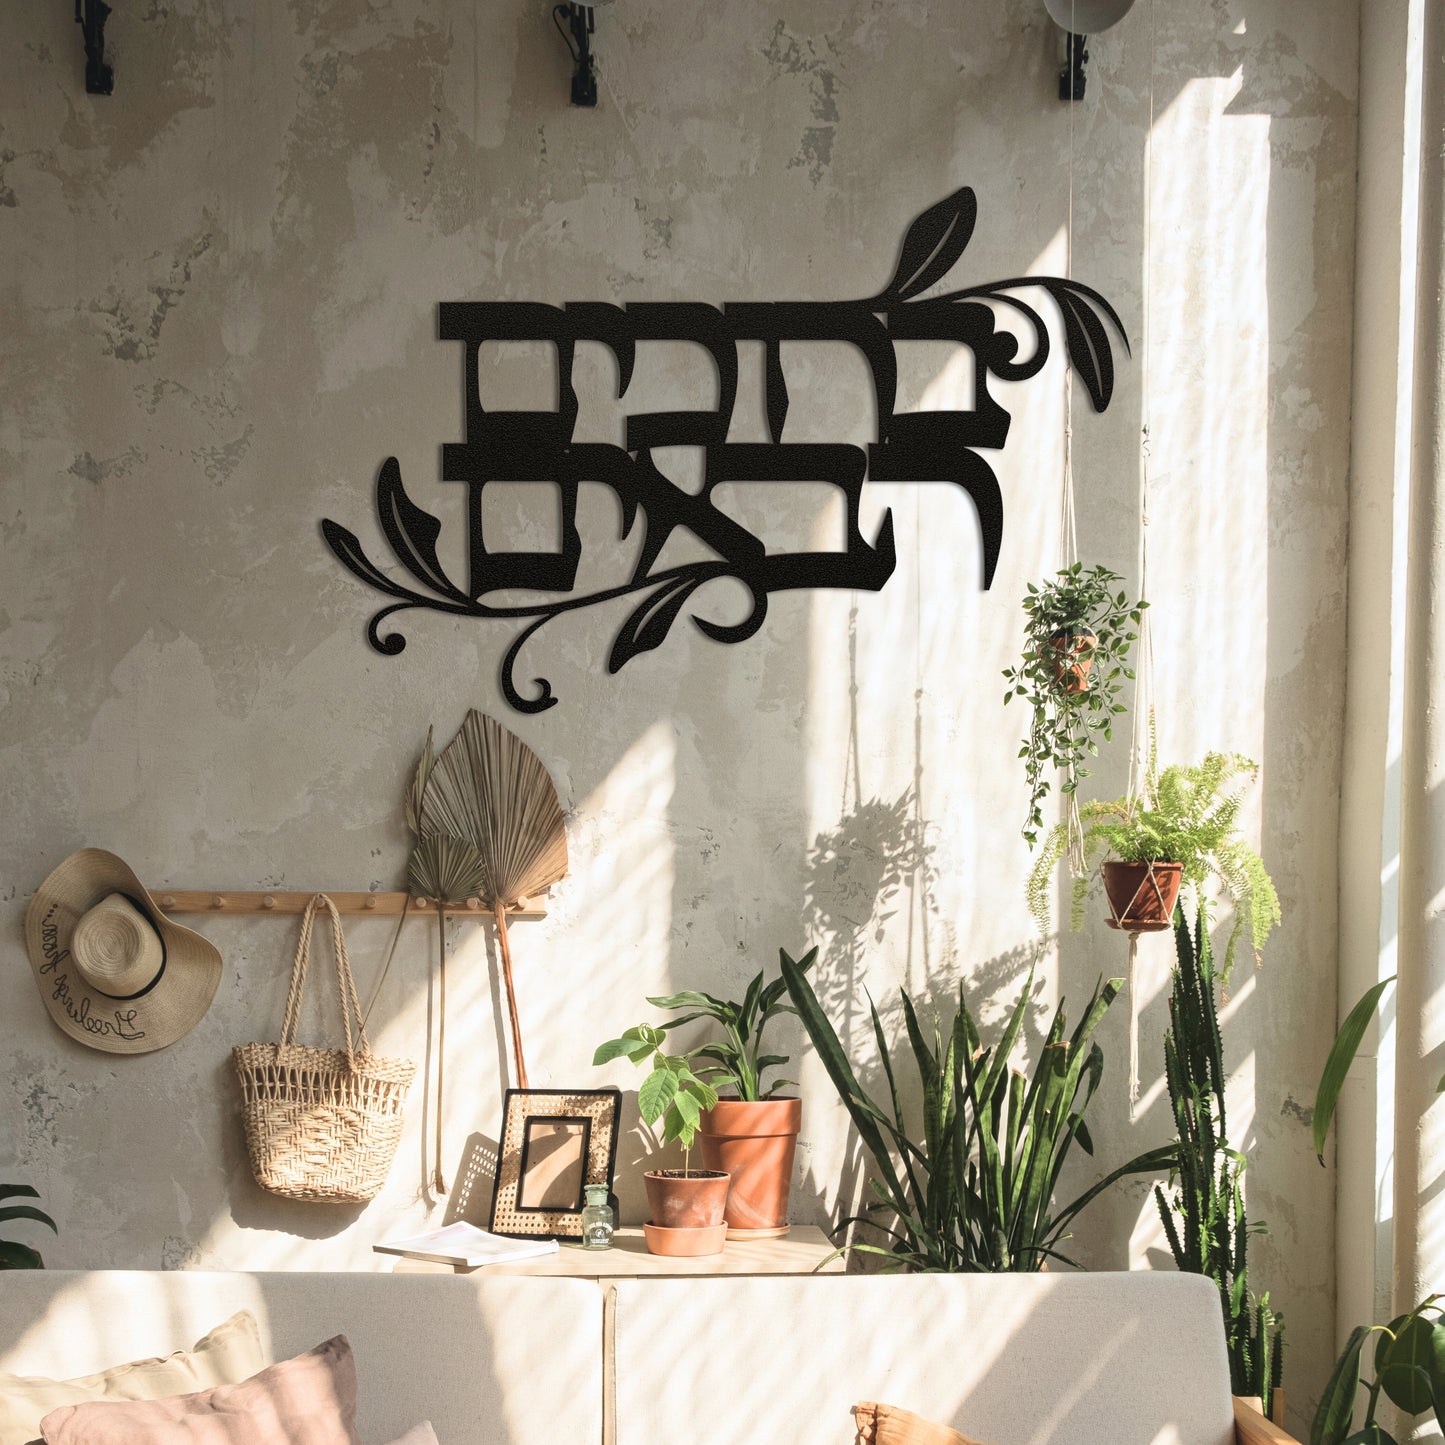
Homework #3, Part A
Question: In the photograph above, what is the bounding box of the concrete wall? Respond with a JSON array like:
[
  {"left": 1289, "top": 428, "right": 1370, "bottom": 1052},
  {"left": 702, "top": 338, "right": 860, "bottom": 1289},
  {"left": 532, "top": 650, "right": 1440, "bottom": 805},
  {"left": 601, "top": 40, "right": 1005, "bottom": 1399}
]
[{"left": 0, "top": 0, "right": 1356, "bottom": 1428}]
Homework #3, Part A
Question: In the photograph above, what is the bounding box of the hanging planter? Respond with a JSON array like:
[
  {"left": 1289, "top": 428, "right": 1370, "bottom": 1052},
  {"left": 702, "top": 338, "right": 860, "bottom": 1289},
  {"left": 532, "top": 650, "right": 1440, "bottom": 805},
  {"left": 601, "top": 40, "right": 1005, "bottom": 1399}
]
[
  {"left": 1101, "top": 860, "right": 1183, "bottom": 933},
  {"left": 1003, "top": 564, "right": 1147, "bottom": 849},
  {"left": 1046, "top": 624, "right": 1099, "bottom": 695},
  {"left": 1025, "top": 746, "right": 1281, "bottom": 982}
]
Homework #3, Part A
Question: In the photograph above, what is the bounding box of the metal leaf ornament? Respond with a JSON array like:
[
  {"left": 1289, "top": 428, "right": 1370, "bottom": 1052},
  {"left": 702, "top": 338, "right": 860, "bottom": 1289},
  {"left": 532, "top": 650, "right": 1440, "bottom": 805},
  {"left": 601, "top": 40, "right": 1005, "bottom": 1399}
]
[{"left": 420, "top": 709, "right": 568, "bottom": 1089}]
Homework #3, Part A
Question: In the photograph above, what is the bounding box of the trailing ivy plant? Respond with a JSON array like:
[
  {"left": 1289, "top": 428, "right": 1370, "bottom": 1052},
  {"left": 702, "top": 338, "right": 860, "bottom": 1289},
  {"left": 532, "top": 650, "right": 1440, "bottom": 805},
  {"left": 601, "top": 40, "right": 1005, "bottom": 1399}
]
[
  {"left": 779, "top": 949, "right": 1175, "bottom": 1272},
  {"left": 1002, "top": 563, "right": 1146, "bottom": 848},
  {"left": 1155, "top": 905, "right": 1282, "bottom": 1417},
  {"left": 0, "top": 1183, "right": 57, "bottom": 1269},
  {"left": 1026, "top": 746, "right": 1280, "bottom": 982}
]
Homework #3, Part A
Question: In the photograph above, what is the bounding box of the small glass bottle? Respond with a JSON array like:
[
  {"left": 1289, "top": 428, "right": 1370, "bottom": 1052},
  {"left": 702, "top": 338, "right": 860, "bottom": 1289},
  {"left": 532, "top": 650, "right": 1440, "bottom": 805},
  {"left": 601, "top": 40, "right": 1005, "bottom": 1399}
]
[{"left": 580, "top": 1183, "right": 615, "bottom": 1250}]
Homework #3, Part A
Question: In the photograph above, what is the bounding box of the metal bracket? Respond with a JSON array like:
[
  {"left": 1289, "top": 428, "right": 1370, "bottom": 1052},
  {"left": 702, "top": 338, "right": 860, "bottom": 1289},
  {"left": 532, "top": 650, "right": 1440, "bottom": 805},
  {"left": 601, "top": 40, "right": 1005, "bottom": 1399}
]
[
  {"left": 75, "top": 0, "right": 114, "bottom": 95},
  {"left": 553, "top": 3, "right": 598, "bottom": 107},
  {"left": 1059, "top": 31, "right": 1088, "bottom": 102}
]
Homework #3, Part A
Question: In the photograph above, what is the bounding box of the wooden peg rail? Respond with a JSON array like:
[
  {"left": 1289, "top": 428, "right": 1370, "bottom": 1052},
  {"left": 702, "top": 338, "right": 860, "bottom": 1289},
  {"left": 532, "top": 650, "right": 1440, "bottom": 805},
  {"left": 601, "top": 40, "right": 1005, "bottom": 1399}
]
[{"left": 149, "top": 890, "right": 546, "bottom": 919}]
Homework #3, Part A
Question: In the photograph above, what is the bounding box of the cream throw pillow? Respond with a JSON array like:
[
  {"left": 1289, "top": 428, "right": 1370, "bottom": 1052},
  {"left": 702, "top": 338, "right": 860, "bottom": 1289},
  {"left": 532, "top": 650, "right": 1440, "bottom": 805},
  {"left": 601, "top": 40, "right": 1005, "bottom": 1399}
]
[{"left": 0, "top": 1312, "right": 265, "bottom": 1445}]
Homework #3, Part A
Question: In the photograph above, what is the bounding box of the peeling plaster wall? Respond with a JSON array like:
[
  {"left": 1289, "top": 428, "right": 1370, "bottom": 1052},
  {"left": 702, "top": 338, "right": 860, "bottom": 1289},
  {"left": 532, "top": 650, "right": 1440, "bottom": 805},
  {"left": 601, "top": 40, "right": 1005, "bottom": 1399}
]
[{"left": 0, "top": 0, "right": 1355, "bottom": 1428}]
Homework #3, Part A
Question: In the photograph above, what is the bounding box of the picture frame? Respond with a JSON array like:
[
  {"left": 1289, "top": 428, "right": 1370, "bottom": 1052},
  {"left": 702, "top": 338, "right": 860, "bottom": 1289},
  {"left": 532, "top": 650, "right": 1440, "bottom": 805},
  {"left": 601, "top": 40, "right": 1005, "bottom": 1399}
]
[{"left": 488, "top": 1087, "right": 622, "bottom": 1241}]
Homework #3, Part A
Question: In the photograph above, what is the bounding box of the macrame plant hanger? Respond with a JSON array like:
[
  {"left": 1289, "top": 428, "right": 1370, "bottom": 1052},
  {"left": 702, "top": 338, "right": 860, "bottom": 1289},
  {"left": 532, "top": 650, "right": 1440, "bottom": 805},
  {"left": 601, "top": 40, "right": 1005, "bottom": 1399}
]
[
  {"left": 1060, "top": 0, "right": 1086, "bottom": 878},
  {"left": 1109, "top": 0, "right": 1162, "bottom": 1114}
]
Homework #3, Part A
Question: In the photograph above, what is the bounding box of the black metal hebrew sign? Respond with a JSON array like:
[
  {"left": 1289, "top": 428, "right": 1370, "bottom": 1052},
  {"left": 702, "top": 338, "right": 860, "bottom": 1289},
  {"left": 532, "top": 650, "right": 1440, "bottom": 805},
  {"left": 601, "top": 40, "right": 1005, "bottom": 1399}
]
[{"left": 322, "top": 187, "right": 1127, "bottom": 713}]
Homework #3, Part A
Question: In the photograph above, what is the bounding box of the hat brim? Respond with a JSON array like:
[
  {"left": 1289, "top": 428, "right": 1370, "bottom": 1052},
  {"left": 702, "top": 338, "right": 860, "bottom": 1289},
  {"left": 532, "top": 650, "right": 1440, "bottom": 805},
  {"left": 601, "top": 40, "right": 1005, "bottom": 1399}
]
[{"left": 24, "top": 849, "right": 223, "bottom": 1055}]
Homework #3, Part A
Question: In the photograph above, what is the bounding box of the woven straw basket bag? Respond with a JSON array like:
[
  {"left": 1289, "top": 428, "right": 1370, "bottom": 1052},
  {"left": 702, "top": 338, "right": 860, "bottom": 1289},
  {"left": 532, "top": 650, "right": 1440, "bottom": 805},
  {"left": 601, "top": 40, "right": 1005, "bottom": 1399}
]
[{"left": 234, "top": 893, "right": 416, "bottom": 1203}]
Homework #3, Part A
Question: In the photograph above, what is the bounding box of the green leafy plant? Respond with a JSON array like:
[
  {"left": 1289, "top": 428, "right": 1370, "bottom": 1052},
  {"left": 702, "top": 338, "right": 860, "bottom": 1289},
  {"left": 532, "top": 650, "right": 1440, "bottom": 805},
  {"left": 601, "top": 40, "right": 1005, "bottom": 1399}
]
[
  {"left": 1311, "top": 976, "right": 1445, "bottom": 1165},
  {"left": 593, "top": 1026, "right": 719, "bottom": 1173},
  {"left": 779, "top": 948, "right": 1175, "bottom": 1271},
  {"left": 1027, "top": 747, "right": 1281, "bottom": 982},
  {"left": 1002, "top": 563, "right": 1146, "bottom": 847},
  {"left": 1155, "top": 905, "right": 1282, "bottom": 1416},
  {"left": 0, "top": 1183, "right": 57, "bottom": 1269},
  {"left": 1310, "top": 1297, "right": 1445, "bottom": 1445},
  {"left": 636, "top": 946, "right": 818, "bottom": 1101}
]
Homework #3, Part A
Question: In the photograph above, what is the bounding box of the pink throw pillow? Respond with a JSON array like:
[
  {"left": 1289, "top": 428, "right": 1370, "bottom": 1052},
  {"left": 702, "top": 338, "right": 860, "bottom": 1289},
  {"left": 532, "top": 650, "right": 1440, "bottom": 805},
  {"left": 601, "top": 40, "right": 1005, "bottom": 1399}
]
[{"left": 40, "top": 1337, "right": 358, "bottom": 1445}]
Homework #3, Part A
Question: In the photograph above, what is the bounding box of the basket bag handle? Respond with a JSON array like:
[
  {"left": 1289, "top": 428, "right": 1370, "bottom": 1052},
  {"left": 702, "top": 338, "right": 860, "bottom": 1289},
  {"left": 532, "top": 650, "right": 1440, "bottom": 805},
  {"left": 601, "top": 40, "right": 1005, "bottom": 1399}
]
[{"left": 278, "top": 893, "right": 370, "bottom": 1067}]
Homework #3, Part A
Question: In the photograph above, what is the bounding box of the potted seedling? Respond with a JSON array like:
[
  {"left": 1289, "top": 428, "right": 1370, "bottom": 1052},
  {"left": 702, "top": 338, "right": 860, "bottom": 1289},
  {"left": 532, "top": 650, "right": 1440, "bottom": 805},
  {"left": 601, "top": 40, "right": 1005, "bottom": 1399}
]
[
  {"left": 1027, "top": 746, "right": 1280, "bottom": 978},
  {"left": 646, "top": 945, "right": 817, "bottom": 1237},
  {"left": 1002, "top": 563, "right": 1146, "bottom": 849},
  {"left": 594, "top": 1026, "right": 728, "bottom": 1256}
]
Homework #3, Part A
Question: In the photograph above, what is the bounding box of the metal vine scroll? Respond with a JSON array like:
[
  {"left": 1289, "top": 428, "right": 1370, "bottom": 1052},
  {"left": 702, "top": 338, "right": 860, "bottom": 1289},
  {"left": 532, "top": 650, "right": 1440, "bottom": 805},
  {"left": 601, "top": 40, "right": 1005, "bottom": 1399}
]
[{"left": 322, "top": 187, "right": 1127, "bottom": 714}]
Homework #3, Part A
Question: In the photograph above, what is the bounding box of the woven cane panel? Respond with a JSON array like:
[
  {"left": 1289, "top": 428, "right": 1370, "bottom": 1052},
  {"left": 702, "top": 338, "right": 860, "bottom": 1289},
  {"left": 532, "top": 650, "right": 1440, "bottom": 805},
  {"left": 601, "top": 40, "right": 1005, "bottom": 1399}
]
[{"left": 491, "top": 1090, "right": 618, "bottom": 1238}]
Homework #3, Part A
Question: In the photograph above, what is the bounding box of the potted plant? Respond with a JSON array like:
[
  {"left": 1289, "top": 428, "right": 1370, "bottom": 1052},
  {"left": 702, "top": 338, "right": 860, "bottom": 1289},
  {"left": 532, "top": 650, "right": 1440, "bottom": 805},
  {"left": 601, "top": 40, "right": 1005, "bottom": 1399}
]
[
  {"left": 1311, "top": 988, "right": 1445, "bottom": 1444},
  {"left": 595, "top": 947, "right": 816, "bottom": 1242},
  {"left": 644, "top": 946, "right": 817, "bottom": 1238},
  {"left": 1026, "top": 748, "right": 1281, "bottom": 980},
  {"left": 593, "top": 1026, "right": 729, "bottom": 1256},
  {"left": 778, "top": 949, "right": 1175, "bottom": 1271},
  {"left": 1002, "top": 563, "right": 1146, "bottom": 848}
]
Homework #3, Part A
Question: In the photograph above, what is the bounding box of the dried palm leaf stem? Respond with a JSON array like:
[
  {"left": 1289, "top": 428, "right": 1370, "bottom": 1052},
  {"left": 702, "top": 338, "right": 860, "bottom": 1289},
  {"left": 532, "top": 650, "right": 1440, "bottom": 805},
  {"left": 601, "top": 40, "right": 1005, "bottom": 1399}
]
[{"left": 494, "top": 904, "right": 528, "bottom": 1089}]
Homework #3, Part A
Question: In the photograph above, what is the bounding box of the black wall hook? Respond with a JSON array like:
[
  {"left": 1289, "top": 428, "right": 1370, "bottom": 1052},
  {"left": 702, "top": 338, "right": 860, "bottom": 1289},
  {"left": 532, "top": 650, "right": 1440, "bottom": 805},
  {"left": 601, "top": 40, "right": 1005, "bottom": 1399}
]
[
  {"left": 553, "top": 3, "right": 598, "bottom": 107},
  {"left": 76, "top": 0, "right": 113, "bottom": 95},
  {"left": 1059, "top": 32, "right": 1088, "bottom": 102}
]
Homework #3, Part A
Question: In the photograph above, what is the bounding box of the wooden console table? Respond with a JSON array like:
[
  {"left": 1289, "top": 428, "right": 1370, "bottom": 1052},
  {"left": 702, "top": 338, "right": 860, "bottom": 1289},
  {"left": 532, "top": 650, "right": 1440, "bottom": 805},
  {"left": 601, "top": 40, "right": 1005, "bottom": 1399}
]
[{"left": 389, "top": 1225, "right": 844, "bottom": 1278}]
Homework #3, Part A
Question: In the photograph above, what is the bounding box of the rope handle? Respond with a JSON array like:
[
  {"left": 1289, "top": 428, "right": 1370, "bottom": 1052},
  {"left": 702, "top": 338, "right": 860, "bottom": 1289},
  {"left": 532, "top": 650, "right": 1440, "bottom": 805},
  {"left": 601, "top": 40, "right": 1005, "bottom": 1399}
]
[{"left": 277, "top": 893, "right": 371, "bottom": 1066}]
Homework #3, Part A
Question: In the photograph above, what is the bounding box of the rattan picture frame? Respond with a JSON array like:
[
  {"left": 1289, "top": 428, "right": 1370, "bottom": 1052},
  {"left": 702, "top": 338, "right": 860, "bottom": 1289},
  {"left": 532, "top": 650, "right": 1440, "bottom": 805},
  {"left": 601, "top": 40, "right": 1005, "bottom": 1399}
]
[{"left": 488, "top": 1087, "right": 621, "bottom": 1240}]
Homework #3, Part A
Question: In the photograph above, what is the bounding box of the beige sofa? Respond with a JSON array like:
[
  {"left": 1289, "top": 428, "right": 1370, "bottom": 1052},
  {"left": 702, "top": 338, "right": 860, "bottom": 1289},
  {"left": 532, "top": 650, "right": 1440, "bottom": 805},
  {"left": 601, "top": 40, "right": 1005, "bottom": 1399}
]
[{"left": 3, "top": 1270, "right": 1301, "bottom": 1445}]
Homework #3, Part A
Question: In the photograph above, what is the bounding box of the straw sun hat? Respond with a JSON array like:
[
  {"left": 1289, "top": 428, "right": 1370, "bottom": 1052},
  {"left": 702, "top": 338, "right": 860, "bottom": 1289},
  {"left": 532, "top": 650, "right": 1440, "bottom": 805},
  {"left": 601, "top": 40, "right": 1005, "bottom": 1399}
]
[{"left": 24, "top": 849, "right": 223, "bottom": 1054}]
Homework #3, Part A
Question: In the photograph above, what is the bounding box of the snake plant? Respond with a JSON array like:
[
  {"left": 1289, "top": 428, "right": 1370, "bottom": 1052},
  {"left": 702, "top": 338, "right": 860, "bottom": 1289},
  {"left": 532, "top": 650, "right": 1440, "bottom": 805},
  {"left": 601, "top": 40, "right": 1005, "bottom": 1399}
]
[
  {"left": 0, "top": 1183, "right": 57, "bottom": 1269},
  {"left": 780, "top": 948, "right": 1174, "bottom": 1271}
]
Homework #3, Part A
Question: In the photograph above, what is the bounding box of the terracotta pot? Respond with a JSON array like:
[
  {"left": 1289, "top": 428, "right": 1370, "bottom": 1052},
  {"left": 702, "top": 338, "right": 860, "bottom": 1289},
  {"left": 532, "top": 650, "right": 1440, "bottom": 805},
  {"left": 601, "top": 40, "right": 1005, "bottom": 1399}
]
[
  {"left": 1045, "top": 625, "right": 1098, "bottom": 695},
  {"left": 643, "top": 1169, "right": 729, "bottom": 1230},
  {"left": 699, "top": 1098, "right": 802, "bottom": 1238},
  {"left": 1102, "top": 861, "right": 1183, "bottom": 932},
  {"left": 641, "top": 1221, "right": 728, "bottom": 1257}
]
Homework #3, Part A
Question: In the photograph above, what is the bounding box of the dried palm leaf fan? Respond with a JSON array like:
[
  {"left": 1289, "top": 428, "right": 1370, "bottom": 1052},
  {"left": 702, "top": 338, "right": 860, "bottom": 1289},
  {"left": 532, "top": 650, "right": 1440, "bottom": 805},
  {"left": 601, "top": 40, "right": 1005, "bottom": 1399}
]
[
  {"left": 419, "top": 710, "right": 568, "bottom": 1090},
  {"left": 360, "top": 728, "right": 489, "bottom": 1194}
]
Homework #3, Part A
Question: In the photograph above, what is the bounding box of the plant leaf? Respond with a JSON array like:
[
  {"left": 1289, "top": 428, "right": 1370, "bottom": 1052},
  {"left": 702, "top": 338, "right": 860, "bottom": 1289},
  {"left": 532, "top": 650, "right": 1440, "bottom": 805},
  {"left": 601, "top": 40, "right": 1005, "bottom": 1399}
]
[
  {"left": 0, "top": 1205, "right": 57, "bottom": 1232},
  {"left": 638, "top": 1065, "right": 679, "bottom": 1126},
  {"left": 407, "top": 834, "right": 485, "bottom": 905},
  {"left": 593, "top": 1037, "right": 654, "bottom": 1066},
  {"left": 1379, "top": 1313, "right": 1445, "bottom": 1416},
  {"left": 405, "top": 727, "right": 436, "bottom": 838},
  {"left": 0, "top": 1240, "right": 43, "bottom": 1269},
  {"left": 883, "top": 187, "right": 978, "bottom": 300},
  {"left": 1314, "top": 978, "right": 1396, "bottom": 1162},
  {"left": 1311, "top": 1326, "right": 1369, "bottom": 1445}
]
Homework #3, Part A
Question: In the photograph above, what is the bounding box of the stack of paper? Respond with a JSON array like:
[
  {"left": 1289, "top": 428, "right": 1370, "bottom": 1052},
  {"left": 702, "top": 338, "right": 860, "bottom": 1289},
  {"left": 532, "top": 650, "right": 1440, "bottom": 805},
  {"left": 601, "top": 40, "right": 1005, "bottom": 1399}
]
[{"left": 373, "top": 1221, "right": 561, "bottom": 1268}]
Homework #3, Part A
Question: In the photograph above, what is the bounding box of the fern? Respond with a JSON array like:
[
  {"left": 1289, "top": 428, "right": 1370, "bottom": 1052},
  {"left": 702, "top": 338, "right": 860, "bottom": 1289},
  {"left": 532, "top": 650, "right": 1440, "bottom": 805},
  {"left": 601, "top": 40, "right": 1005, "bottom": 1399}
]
[{"left": 1026, "top": 748, "right": 1281, "bottom": 980}]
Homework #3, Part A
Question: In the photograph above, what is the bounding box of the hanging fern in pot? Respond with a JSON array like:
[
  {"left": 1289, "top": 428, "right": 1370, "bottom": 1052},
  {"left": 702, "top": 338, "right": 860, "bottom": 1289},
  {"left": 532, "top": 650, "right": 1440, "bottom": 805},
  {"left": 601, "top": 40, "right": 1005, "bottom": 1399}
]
[
  {"left": 1002, "top": 563, "right": 1147, "bottom": 851},
  {"left": 1026, "top": 749, "right": 1281, "bottom": 981}
]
